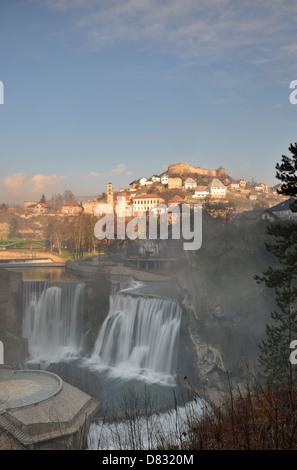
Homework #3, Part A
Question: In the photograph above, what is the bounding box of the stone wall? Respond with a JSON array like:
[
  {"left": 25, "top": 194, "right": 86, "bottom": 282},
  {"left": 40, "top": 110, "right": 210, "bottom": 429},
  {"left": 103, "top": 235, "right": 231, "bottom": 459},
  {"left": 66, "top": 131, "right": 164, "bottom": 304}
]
[
  {"left": 0, "top": 269, "right": 28, "bottom": 364},
  {"left": 168, "top": 162, "right": 226, "bottom": 177}
]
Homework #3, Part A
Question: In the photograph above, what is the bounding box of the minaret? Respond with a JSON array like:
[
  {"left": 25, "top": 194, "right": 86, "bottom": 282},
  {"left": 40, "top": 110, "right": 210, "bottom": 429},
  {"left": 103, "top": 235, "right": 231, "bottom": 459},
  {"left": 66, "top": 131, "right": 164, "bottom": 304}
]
[{"left": 107, "top": 182, "right": 114, "bottom": 207}]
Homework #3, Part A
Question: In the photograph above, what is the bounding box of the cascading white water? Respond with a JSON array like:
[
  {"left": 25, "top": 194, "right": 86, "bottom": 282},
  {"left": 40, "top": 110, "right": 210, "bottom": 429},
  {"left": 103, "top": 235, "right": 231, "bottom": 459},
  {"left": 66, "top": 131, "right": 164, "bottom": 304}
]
[
  {"left": 22, "top": 281, "right": 85, "bottom": 362},
  {"left": 90, "top": 290, "right": 182, "bottom": 384}
]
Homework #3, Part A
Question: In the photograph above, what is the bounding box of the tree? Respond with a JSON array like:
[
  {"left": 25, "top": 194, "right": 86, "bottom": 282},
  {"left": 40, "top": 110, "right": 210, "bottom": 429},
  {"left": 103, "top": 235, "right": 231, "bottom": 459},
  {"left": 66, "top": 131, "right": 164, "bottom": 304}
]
[
  {"left": 40, "top": 194, "right": 47, "bottom": 204},
  {"left": 63, "top": 189, "right": 75, "bottom": 203},
  {"left": 50, "top": 193, "right": 63, "bottom": 213},
  {"left": 275, "top": 142, "right": 297, "bottom": 210},
  {"left": 255, "top": 142, "right": 297, "bottom": 386},
  {"left": 8, "top": 217, "right": 20, "bottom": 238},
  {"left": 255, "top": 222, "right": 297, "bottom": 386}
]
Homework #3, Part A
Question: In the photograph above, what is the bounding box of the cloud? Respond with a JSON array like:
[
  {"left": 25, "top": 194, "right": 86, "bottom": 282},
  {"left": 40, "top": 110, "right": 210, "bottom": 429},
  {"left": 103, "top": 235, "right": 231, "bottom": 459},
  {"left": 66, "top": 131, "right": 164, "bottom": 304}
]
[
  {"left": 28, "top": 174, "right": 66, "bottom": 194},
  {"left": 89, "top": 164, "right": 127, "bottom": 178},
  {"left": 3, "top": 172, "right": 65, "bottom": 197},
  {"left": 3, "top": 173, "right": 27, "bottom": 196},
  {"left": 34, "top": 0, "right": 297, "bottom": 70}
]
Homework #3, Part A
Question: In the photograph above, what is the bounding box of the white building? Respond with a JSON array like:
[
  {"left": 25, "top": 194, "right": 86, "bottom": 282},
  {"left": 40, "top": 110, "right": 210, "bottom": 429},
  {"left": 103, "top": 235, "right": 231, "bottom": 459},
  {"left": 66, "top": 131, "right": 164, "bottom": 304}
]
[
  {"left": 139, "top": 177, "right": 148, "bottom": 186},
  {"left": 184, "top": 177, "right": 197, "bottom": 190},
  {"left": 151, "top": 175, "right": 161, "bottom": 183},
  {"left": 193, "top": 186, "right": 209, "bottom": 198},
  {"left": 208, "top": 178, "right": 226, "bottom": 198},
  {"left": 161, "top": 174, "right": 168, "bottom": 185},
  {"left": 132, "top": 194, "right": 165, "bottom": 215}
]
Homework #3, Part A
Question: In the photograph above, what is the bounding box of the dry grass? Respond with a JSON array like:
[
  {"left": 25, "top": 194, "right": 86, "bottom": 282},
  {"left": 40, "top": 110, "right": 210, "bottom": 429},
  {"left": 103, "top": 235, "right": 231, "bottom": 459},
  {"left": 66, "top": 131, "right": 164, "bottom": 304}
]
[{"left": 177, "top": 379, "right": 297, "bottom": 450}]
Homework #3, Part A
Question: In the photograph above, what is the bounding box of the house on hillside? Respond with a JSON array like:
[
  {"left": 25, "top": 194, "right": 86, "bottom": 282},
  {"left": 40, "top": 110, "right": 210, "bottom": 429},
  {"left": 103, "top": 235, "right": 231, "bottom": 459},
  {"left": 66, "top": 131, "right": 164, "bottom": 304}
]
[
  {"left": 129, "top": 180, "right": 141, "bottom": 190},
  {"left": 184, "top": 178, "right": 197, "bottom": 190},
  {"left": 151, "top": 175, "right": 161, "bottom": 183},
  {"left": 139, "top": 177, "right": 148, "bottom": 186},
  {"left": 192, "top": 186, "right": 209, "bottom": 198},
  {"left": 61, "top": 200, "right": 83, "bottom": 215},
  {"left": 262, "top": 197, "right": 297, "bottom": 221},
  {"left": 254, "top": 183, "right": 269, "bottom": 192},
  {"left": 167, "top": 176, "right": 182, "bottom": 189},
  {"left": 208, "top": 179, "right": 226, "bottom": 198},
  {"left": 229, "top": 180, "right": 240, "bottom": 190},
  {"left": 33, "top": 203, "right": 50, "bottom": 214},
  {"left": 161, "top": 174, "right": 169, "bottom": 185}
]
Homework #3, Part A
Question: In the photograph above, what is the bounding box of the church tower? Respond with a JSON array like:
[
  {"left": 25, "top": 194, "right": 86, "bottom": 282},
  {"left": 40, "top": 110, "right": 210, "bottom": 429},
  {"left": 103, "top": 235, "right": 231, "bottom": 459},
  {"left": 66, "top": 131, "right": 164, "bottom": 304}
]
[{"left": 107, "top": 182, "right": 114, "bottom": 207}]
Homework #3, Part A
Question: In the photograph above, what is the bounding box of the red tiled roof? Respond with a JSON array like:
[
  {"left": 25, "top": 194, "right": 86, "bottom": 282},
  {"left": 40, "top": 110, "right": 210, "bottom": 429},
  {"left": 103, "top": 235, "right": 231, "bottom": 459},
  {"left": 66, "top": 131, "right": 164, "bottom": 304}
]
[
  {"left": 62, "top": 200, "right": 81, "bottom": 207},
  {"left": 168, "top": 195, "right": 185, "bottom": 203},
  {"left": 132, "top": 194, "right": 162, "bottom": 200}
]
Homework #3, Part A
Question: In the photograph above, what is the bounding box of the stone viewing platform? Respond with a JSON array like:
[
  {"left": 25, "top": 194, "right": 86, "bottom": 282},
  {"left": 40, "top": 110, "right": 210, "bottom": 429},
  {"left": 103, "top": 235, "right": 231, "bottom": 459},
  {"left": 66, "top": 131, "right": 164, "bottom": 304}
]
[{"left": 0, "top": 369, "right": 101, "bottom": 450}]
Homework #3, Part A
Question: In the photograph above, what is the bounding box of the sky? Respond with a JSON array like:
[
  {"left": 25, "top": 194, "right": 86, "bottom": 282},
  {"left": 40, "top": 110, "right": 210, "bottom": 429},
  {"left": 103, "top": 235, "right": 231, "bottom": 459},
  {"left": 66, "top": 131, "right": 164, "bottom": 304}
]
[{"left": 1, "top": 0, "right": 297, "bottom": 204}]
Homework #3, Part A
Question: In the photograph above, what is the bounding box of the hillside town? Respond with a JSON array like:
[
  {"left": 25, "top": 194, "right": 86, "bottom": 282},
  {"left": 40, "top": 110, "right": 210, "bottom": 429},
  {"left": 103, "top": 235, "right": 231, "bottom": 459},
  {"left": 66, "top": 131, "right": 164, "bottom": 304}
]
[
  {"left": 25, "top": 162, "right": 286, "bottom": 215},
  {"left": 0, "top": 162, "right": 291, "bottom": 244}
]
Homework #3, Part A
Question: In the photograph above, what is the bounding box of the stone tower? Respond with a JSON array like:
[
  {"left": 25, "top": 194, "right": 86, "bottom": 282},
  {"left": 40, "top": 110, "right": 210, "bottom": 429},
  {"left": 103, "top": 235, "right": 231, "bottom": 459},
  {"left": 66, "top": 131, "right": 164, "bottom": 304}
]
[{"left": 107, "top": 182, "right": 114, "bottom": 207}]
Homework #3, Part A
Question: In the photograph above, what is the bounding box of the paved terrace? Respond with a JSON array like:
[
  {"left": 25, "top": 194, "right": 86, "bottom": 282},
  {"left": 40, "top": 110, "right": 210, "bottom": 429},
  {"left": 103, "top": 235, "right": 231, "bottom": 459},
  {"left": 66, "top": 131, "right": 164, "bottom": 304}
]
[{"left": 0, "top": 369, "right": 101, "bottom": 449}]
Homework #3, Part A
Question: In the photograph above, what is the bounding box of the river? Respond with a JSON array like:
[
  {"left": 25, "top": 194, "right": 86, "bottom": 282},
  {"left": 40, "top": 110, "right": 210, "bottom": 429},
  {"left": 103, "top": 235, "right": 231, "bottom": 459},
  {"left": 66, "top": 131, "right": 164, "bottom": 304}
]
[{"left": 6, "top": 265, "right": 204, "bottom": 449}]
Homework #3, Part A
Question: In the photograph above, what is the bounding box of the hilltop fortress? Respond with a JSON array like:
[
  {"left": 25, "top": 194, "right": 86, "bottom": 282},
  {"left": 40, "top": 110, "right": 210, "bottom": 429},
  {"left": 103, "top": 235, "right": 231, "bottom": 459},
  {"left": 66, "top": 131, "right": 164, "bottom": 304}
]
[{"left": 167, "top": 162, "right": 226, "bottom": 178}]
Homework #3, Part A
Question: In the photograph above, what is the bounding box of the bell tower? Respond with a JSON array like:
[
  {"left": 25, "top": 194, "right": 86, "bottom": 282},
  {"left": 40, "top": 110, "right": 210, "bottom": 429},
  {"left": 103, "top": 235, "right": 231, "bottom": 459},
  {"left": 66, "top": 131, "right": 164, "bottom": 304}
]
[{"left": 107, "top": 182, "right": 114, "bottom": 207}]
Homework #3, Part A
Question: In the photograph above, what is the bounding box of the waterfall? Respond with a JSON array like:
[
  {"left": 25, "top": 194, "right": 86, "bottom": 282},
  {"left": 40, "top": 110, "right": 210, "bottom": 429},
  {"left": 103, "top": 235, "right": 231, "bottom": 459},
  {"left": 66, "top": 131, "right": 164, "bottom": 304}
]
[
  {"left": 22, "top": 281, "right": 85, "bottom": 363},
  {"left": 90, "top": 290, "right": 182, "bottom": 385}
]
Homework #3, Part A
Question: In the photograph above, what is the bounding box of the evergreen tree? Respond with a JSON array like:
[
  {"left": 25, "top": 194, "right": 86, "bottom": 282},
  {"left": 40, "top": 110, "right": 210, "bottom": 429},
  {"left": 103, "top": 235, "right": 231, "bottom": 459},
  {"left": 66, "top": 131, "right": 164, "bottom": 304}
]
[
  {"left": 255, "top": 141, "right": 297, "bottom": 385},
  {"left": 275, "top": 142, "right": 297, "bottom": 210},
  {"left": 40, "top": 194, "right": 47, "bottom": 204},
  {"left": 255, "top": 222, "right": 297, "bottom": 385}
]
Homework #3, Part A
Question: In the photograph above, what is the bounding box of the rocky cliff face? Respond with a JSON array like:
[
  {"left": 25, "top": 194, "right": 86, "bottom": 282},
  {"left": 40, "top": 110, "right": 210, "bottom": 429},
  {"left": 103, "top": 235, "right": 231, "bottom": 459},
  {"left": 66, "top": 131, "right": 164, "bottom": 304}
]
[
  {"left": 174, "top": 219, "right": 276, "bottom": 399},
  {"left": 83, "top": 273, "right": 112, "bottom": 352},
  {"left": 0, "top": 268, "right": 28, "bottom": 364}
]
